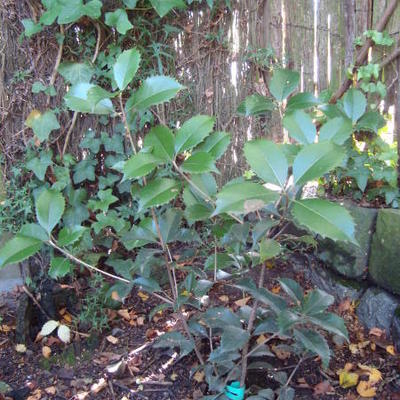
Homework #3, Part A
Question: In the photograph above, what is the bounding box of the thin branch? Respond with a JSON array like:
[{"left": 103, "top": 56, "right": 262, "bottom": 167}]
[
  {"left": 330, "top": 0, "right": 399, "bottom": 103},
  {"left": 380, "top": 46, "right": 400, "bottom": 68},
  {"left": 119, "top": 93, "right": 137, "bottom": 154}
]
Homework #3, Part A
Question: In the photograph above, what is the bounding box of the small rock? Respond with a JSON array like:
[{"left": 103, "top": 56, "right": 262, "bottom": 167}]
[
  {"left": 357, "top": 288, "right": 399, "bottom": 335},
  {"left": 111, "top": 327, "right": 124, "bottom": 337},
  {"left": 57, "top": 368, "right": 75, "bottom": 380},
  {"left": 306, "top": 265, "right": 364, "bottom": 302},
  {"left": 391, "top": 307, "right": 400, "bottom": 352}
]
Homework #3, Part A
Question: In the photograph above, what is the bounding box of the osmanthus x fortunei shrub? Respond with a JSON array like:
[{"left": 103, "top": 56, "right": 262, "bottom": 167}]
[{"left": 0, "top": 2, "right": 367, "bottom": 398}]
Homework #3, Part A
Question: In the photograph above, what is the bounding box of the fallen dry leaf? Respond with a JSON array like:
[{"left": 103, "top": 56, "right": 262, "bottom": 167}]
[
  {"left": 136, "top": 316, "right": 145, "bottom": 326},
  {"left": 219, "top": 295, "right": 229, "bottom": 303},
  {"left": 338, "top": 298, "right": 352, "bottom": 314},
  {"left": 339, "top": 371, "right": 359, "bottom": 389},
  {"left": 45, "top": 386, "right": 57, "bottom": 395},
  {"left": 386, "top": 345, "right": 396, "bottom": 355},
  {"left": 106, "top": 335, "right": 119, "bottom": 345},
  {"left": 76, "top": 391, "right": 89, "bottom": 399},
  {"left": 313, "top": 380, "right": 334, "bottom": 396},
  {"left": 170, "top": 372, "right": 178, "bottom": 381},
  {"left": 369, "top": 327, "right": 384, "bottom": 337},
  {"left": 272, "top": 345, "right": 291, "bottom": 360},
  {"left": 27, "top": 389, "right": 42, "bottom": 400},
  {"left": 271, "top": 285, "right": 281, "bottom": 294},
  {"left": 111, "top": 291, "right": 122, "bottom": 302},
  {"left": 193, "top": 371, "right": 205, "bottom": 383},
  {"left": 138, "top": 291, "right": 149, "bottom": 301},
  {"left": 256, "top": 335, "right": 267, "bottom": 345},
  {"left": 15, "top": 344, "right": 27, "bottom": 353},
  {"left": 357, "top": 364, "right": 382, "bottom": 384},
  {"left": 234, "top": 297, "right": 250, "bottom": 307},
  {"left": 90, "top": 378, "right": 107, "bottom": 395},
  {"left": 117, "top": 309, "right": 131, "bottom": 320},
  {"left": 356, "top": 380, "right": 376, "bottom": 398},
  {"left": 42, "top": 346, "right": 51, "bottom": 359}
]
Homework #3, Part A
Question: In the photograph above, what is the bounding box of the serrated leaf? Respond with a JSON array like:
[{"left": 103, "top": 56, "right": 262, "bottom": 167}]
[
  {"left": 58, "top": 62, "right": 94, "bottom": 84},
  {"left": 319, "top": 117, "right": 353, "bottom": 145},
  {"left": 129, "top": 76, "right": 184, "bottom": 111},
  {"left": 220, "top": 326, "right": 250, "bottom": 352},
  {"left": 301, "top": 289, "right": 334, "bottom": 316},
  {"left": 36, "top": 189, "right": 65, "bottom": 235},
  {"left": 20, "top": 224, "right": 49, "bottom": 241},
  {"left": 213, "top": 182, "right": 278, "bottom": 215},
  {"left": 0, "top": 235, "right": 42, "bottom": 269},
  {"left": 343, "top": 88, "right": 366, "bottom": 123},
  {"left": 244, "top": 139, "right": 288, "bottom": 187},
  {"left": 25, "top": 110, "right": 60, "bottom": 142},
  {"left": 308, "top": 312, "right": 348, "bottom": 340},
  {"left": 143, "top": 125, "right": 175, "bottom": 161},
  {"left": 283, "top": 110, "right": 316, "bottom": 144},
  {"left": 26, "top": 152, "right": 53, "bottom": 181},
  {"left": 286, "top": 92, "right": 320, "bottom": 111},
  {"left": 269, "top": 69, "right": 299, "bottom": 101},
  {"left": 154, "top": 331, "right": 194, "bottom": 357},
  {"left": 137, "top": 178, "right": 181, "bottom": 211},
  {"left": 106, "top": 258, "right": 135, "bottom": 280},
  {"left": 113, "top": 48, "right": 141, "bottom": 90},
  {"left": 158, "top": 208, "right": 182, "bottom": 243},
  {"left": 237, "top": 94, "right": 275, "bottom": 116},
  {"left": 57, "top": 324, "right": 71, "bottom": 343},
  {"left": 40, "top": 320, "right": 59, "bottom": 336},
  {"left": 278, "top": 278, "right": 303, "bottom": 303},
  {"left": 175, "top": 115, "right": 215, "bottom": 154},
  {"left": 294, "top": 328, "right": 330, "bottom": 367},
  {"left": 49, "top": 257, "right": 73, "bottom": 279},
  {"left": 150, "top": 0, "right": 186, "bottom": 17},
  {"left": 260, "top": 239, "right": 281, "bottom": 261},
  {"left": 122, "top": 153, "right": 163, "bottom": 181},
  {"left": 293, "top": 142, "right": 345, "bottom": 185},
  {"left": 291, "top": 199, "right": 357, "bottom": 244},
  {"left": 58, "top": 225, "right": 86, "bottom": 246},
  {"left": 132, "top": 277, "right": 161, "bottom": 292},
  {"left": 182, "top": 152, "right": 218, "bottom": 174},
  {"left": 196, "top": 131, "right": 230, "bottom": 160},
  {"left": 105, "top": 8, "right": 133, "bottom": 35}
]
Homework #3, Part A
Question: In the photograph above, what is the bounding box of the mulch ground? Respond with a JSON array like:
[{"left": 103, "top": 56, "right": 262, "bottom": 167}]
[{"left": 1, "top": 255, "right": 400, "bottom": 400}]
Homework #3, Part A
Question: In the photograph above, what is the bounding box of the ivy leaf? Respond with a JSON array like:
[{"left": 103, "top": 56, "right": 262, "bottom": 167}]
[
  {"left": 237, "top": 94, "right": 275, "bottom": 116},
  {"left": 137, "top": 178, "right": 181, "bottom": 211},
  {"left": 122, "top": 153, "right": 163, "bottom": 181},
  {"left": 213, "top": 182, "right": 279, "bottom": 215},
  {"left": 129, "top": 76, "right": 184, "bottom": 111},
  {"left": 123, "top": 0, "right": 137, "bottom": 9},
  {"left": 294, "top": 328, "right": 330, "bottom": 368},
  {"left": 113, "top": 48, "right": 141, "bottom": 91},
  {"left": 269, "top": 68, "right": 299, "bottom": 101},
  {"left": 195, "top": 131, "right": 230, "bottom": 160},
  {"left": 57, "top": 0, "right": 102, "bottom": 24},
  {"left": 106, "top": 258, "right": 135, "bottom": 281},
  {"left": 286, "top": 92, "right": 320, "bottom": 111},
  {"left": 64, "top": 83, "right": 114, "bottom": 114},
  {"left": 36, "top": 189, "right": 65, "bottom": 235},
  {"left": 27, "top": 151, "right": 53, "bottom": 181},
  {"left": 0, "top": 235, "right": 42, "bottom": 268},
  {"left": 283, "top": 110, "right": 316, "bottom": 144},
  {"left": 73, "top": 158, "right": 97, "bottom": 184},
  {"left": 291, "top": 199, "right": 357, "bottom": 244},
  {"left": 92, "top": 211, "right": 126, "bottom": 234},
  {"left": 244, "top": 139, "right": 288, "bottom": 187},
  {"left": 25, "top": 110, "right": 60, "bottom": 142},
  {"left": 181, "top": 152, "right": 218, "bottom": 174},
  {"left": 58, "top": 225, "right": 87, "bottom": 246},
  {"left": 343, "top": 89, "right": 366, "bottom": 123},
  {"left": 260, "top": 239, "right": 281, "bottom": 262},
  {"left": 319, "top": 117, "right": 353, "bottom": 145},
  {"left": 105, "top": 8, "right": 133, "bottom": 35},
  {"left": 293, "top": 142, "right": 345, "bottom": 185},
  {"left": 175, "top": 115, "right": 215, "bottom": 154},
  {"left": 150, "top": 0, "right": 186, "bottom": 17},
  {"left": 88, "top": 189, "right": 118, "bottom": 212},
  {"left": 22, "top": 19, "right": 42, "bottom": 38},
  {"left": 58, "top": 62, "right": 94, "bottom": 84},
  {"left": 143, "top": 125, "right": 175, "bottom": 162},
  {"left": 49, "top": 257, "right": 73, "bottom": 279}
]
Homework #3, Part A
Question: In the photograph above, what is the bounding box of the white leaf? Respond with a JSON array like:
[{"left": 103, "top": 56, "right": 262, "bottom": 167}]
[
  {"left": 40, "top": 320, "right": 59, "bottom": 336},
  {"left": 57, "top": 324, "right": 71, "bottom": 343}
]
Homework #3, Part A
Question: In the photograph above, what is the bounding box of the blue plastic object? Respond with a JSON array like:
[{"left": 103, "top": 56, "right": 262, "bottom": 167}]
[{"left": 225, "top": 381, "right": 245, "bottom": 400}]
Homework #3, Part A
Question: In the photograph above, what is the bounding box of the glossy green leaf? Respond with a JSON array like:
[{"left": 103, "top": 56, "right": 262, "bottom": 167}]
[
  {"left": 294, "top": 328, "right": 330, "bottom": 368},
  {"left": 25, "top": 110, "right": 60, "bottom": 142},
  {"left": 123, "top": 0, "right": 137, "bottom": 8},
  {"left": 158, "top": 208, "right": 182, "bottom": 243},
  {"left": 64, "top": 83, "right": 114, "bottom": 114},
  {"left": 58, "top": 62, "right": 94, "bottom": 84},
  {"left": 291, "top": 199, "right": 357, "bottom": 244},
  {"left": 137, "top": 178, "right": 181, "bottom": 211},
  {"left": 319, "top": 117, "right": 353, "bottom": 145},
  {"left": 58, "top": 225, "right": 86, "bottom": 246},
  {"left": 22, "top": 19, "right": 42, "bottom": 37},
  {"left": 301, "top": 289, "right": 334, "bottom": 316},
  {"left": 154, "top": 332, "right": 194, "bottom": 357},
  {"left": 269, "top": 69, "right": 299, "bottom": 101},
  {"left": 244, "top": 139, "right": 288, "bottom": 187},
  {"left": 175, "top": 115, "right": 215, "bottom": 154},
  {"left": 0, "top": 235, "right": 42, "bottom": 268},
  {"left": 286, "top": 92, "right": 320, "bottom": 111},
  {"left": 196, "top": 131, "right": 230, "bottom": 160},
  {"left": 122, "top": 153, "right": 162, "bottom": 181},
  {"left": 356, "top": 111, "right": 386, "bottom": 133},
  {"left": 27, "top": 152, "right": 53, "bottom": 181},
  {"left": 237, "top": 94, "right": 275, "bottom": 116},
  {"left": 57, "top": 0, "right": 102, "bottom": 24},
  {"left": 36, "top": 189, "right": 65, "bottom": 235},
  {"left": 213, "top": 182, "right": 279, "bottom": 215},
  {"left": 283, "top": 110, "right": 316, "bottom": 144},
  {"left": 132, "top": 277, "right": 161, "bottom": 292},
  {"left": 260, "top": 239, "right": 281, "bottom": 261},
  {"left": 293, "top": 142, "right": 345, "bottom": 185},
  {"left": 220, "top": 326, "right": 250, "bottom": 352},
  {"left": 88, "top": 189, "right": 118, "bottom": 212},
  {"left": 129, "top": 76, "right": 184, "bottom": 111},
  {"left": 150, "top": 0, "right": 186, "bottom": 17},
  {"left": 106, "top": 258, "right": 135, "bottom": 280},
  {"left": 343, "top": 89, "right": 366, "bottom": 123},
  {"left": 49, "top": 257, "right": 73, "bottom": 279},
  {"left": 143, "top": 125, "right": 175, "bottom": 161},
  {"left": 308, "top": 312, "right": 348, "bottom": 340},
  {"left": 113, "top": 48, "right": 141, "bottom": 90},
  {"left": 20, "top": 224, "right": 49, "bottom": 241},
  {"left": 105, "top": 8, "right": 133, "bottom": 35},
  {"left": 278, "top": 278, "right": 303, "bottom": 303},
  {"left": 181, "top": 152, "right": 218, "bottom": 174}
]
